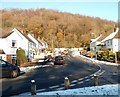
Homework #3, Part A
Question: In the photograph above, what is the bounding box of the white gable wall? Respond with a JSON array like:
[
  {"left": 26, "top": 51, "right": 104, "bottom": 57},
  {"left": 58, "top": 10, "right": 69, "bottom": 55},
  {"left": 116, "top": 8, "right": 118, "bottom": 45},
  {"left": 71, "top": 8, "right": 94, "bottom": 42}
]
[
  {"left": 6, "top": 31, "right": 29, "bottom": 55},
  {"left": 0, "top": 39, "right": 7, "bottom": 53},
  {"left": 113, "top": 38, "right": 120, "bottom": 52},
  {"left": 90, "top": 42, "right": 96, "bottom": 52}
]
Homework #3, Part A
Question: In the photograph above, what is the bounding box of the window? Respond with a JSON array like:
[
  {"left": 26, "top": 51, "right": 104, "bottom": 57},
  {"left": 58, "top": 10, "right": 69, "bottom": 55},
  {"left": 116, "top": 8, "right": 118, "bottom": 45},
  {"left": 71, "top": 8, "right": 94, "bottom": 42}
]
[
  {"left": 12, "top": 40, "right": 17, "bottom": 47},
  {"left": 110, "top": 40, "right": 112, "bottom": 45},
  {"left": 11, "top": 55, "right": 16, "bottom": 64},
  {"left": 107, "top": 41, "right": 109, "bottom": 46}
]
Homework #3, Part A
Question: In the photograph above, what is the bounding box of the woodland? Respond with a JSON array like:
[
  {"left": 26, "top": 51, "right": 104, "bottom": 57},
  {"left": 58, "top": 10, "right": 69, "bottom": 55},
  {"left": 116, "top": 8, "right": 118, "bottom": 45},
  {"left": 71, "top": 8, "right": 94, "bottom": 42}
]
[{"left": 0, "top": 8, "right": 116, "bottom": 48}]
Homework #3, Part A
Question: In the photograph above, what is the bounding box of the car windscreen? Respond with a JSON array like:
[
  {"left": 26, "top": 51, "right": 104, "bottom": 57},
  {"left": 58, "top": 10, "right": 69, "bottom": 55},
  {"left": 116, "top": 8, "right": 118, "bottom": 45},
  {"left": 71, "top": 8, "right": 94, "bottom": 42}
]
[
  {"left": 0, "top": 60, "right": 8, "bottom": 67},
  {"left": 55, "top": 56, "right": 63, "bottom": 60}
]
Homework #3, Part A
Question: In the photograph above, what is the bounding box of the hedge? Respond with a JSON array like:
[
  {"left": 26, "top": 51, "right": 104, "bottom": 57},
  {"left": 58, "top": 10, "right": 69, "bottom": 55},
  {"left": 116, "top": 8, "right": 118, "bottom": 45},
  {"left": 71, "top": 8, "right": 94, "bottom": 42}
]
[{"left": 16, "top": 48, "right": 27, "bottom": 66}]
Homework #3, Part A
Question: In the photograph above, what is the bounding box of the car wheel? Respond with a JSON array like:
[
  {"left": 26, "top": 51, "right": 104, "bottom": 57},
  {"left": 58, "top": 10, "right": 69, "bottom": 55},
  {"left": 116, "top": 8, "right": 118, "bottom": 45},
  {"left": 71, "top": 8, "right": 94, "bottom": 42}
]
[{"left": 11, "top": 70, "right": 18, "bottom": 78}]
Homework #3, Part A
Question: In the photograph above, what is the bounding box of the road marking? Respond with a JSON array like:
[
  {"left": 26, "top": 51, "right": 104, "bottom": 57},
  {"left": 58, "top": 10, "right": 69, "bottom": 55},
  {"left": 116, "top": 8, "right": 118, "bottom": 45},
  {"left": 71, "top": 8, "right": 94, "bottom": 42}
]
[
  {"left": 78, "top": 78, "right": 84, "bottom": 81},
  {"left": 71, "top": 80, "right": 78, "bottom": 83},
  {"left": 85, "top": 79, "right": 90, "bottom": 82},
  {"left": 90, "top": 74, "right": 94, "bottom": 77},
  {"left": 49, "top": 85, "right": 59, "bottom": 89},
  {"left": 77, "top": 81, "right": 84, "bottom": 84},
  {"left": 99, "top": 70, "right": 105, "bottom": 76},
  {"left": 69, "top": 74, "right": 73, "bottom": 77},
  {"left": 37, "top": 89, "right": 46, "bottom": 92},
  {"left": 56, "top": 87, "right": 64, "bottom": 90},
  {"left": 84, "top": 76, "right": 89, "bottom": 79},
  {"left": 60, "top": 83, "right": 64, "bottom": 86},
  {"left": 113, "top": 73, "right": 118, "bottom": 75},
  {"left": 91, "top": 76, "right": 94, "bottom": 79},
  {"left": 70, "top": 84, "right": 76, "bottom": 87}
]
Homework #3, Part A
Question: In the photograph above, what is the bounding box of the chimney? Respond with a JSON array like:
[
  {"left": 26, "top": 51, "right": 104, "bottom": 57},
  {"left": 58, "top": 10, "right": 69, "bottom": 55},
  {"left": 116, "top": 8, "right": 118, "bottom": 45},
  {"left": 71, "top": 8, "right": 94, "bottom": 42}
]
[
  {"left": 114, "top": 27, "right": 119, "bottom": 32},
  {"left": 114, "top": 28, "right": 116, "bottom": 32}
]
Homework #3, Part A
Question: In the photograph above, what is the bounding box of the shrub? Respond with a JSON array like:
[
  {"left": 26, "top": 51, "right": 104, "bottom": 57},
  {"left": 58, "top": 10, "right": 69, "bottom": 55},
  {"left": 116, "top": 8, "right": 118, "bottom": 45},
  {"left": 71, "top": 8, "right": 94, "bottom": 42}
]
[
  {"left": 16, "top": 48, "right": 27, "bottom": 66},
  {"left": 87, "top": 51, "right": 95, "bottom": 58},
  {"left": 109, "top": 51, "right": 115, "bottom": 60},
  {"left": 97, "top": 50, "right": 115, "bottom": 62},
  {"left": 103, "top": 50, "right": 109, "bottom": 61},
  {"left": 97, "top": 51, "right": 103, "bottom": 60}
]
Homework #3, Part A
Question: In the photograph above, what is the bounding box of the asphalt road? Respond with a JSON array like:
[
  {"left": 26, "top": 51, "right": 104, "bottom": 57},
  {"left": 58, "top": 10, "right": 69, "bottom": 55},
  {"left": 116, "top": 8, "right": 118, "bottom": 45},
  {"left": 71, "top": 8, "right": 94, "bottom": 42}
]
[{"left": 0, "top": 55, "right": 118, "bottom": 96}]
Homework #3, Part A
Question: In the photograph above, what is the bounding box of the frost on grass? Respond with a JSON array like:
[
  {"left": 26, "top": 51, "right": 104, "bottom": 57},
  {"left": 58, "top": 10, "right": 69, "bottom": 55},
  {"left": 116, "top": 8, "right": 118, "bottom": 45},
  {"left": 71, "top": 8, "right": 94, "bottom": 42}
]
[{"left": 36, "top": 84, "right": 118, "bottom": 95}]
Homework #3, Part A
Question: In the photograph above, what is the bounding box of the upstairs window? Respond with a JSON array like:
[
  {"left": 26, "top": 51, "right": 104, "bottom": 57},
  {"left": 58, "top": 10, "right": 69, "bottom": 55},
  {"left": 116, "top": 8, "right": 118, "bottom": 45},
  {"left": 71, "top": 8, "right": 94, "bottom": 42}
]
[
  {"left": 110, "top": 40, "right": 112, "bottom": 45},
  {"left": 12, "top": 40, "right": 17, "bottom": 47}
]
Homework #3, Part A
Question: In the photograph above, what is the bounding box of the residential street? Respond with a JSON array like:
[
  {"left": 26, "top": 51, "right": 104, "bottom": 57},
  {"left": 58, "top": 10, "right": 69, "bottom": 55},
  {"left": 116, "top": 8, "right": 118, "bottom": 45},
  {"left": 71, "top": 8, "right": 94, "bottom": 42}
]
[{"left": 0, "top": 55, "right": 119, "bottom": 96}]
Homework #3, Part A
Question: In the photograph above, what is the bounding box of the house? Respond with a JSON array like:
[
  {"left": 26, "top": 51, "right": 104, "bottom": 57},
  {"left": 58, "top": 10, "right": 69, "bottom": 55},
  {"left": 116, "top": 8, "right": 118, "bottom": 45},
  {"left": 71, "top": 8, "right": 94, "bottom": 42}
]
[
  {"left": 90, "top": 34, "right": 103, "bottom": 53},
  {"left": 0, "top": 28, "right": 36, "bottom": 64},
  {"left": 39, "top": 40, "right": 48, "bottom": 50},
  {"left": 27, "top": 34, "right": 43, "bottom": 55},
  {"left": 101, "top": 27, "right": 120, "bottom": 52},
  {"left": 0, "top": 49, "right": 6, "bottom": 61}
]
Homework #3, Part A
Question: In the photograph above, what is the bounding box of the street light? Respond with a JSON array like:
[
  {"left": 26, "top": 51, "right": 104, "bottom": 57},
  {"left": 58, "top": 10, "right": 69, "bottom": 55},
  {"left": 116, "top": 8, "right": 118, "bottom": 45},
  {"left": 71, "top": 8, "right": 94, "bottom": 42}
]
[{"left": 84, "top": 24, "right": 86, "bottom": 34}]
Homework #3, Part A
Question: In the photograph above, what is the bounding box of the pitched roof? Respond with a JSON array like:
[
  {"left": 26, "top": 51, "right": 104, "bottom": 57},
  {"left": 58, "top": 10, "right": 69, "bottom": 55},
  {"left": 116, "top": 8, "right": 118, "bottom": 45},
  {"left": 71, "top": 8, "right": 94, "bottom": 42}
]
[
  {"left": 12, "top": 28, "right": 35, "bottom": 43},
  {"left": 114, "top": 30, "right": 120, "bottom": 39},
  {"left": 101, "top": 27, "right": 119, "bottom": 42},
  {"left": 27, "top": 34, "right": 43, "bottom": 46},
  {"left": 90, "top": 34, "right": 102, "bottom": 43},
  {"left": 37, "top": 40, "right": 43, "bottom": 46},
  {"left": 0, "top": 49, "right": 5, "bottom": 54},
  {"left": 0, "top": 28, "right": 13, "bottom": 38}
]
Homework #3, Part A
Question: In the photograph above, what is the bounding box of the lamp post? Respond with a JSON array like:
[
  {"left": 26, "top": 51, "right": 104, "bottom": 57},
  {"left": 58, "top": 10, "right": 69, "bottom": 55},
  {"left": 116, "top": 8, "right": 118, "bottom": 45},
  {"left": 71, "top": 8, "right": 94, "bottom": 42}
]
[
  {"left": 84, "top": 24, "right": 86, "bottom": 34},
  {"left": 50, "top": 28, "right": 54, "bottom": 57}
]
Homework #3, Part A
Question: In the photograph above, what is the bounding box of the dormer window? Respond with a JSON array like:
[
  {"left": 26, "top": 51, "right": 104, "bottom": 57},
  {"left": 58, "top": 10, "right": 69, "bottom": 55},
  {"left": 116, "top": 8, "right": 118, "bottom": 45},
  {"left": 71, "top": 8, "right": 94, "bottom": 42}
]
[{"left": 12, "top": 40, "right": 17, "bottom": 47}]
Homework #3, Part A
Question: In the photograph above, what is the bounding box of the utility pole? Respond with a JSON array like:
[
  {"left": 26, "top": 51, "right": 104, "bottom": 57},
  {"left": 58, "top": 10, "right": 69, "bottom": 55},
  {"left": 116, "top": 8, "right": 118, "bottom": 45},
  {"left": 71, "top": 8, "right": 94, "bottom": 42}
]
[
  {"left": 64, "top": 31, "right": 65, "bottom": 48},
  {"left": 84, "top": 24, "right": 86, "bottom": 34},
  {"left": 50, "top": 28, "right": 54, "bottom": 57}
]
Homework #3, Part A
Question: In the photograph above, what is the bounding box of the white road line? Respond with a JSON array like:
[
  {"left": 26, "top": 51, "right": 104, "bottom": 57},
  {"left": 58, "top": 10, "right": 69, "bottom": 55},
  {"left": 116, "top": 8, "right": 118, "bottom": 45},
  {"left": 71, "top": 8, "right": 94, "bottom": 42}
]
[
  {"left": 78, "top": 78, "right": 84, "bottom": 81},
  {"left": 37, "top": 89, "right": 46, "bottom": 92},
  {"left": 90, "top": 74, "right": 94, "bottom": 77},
  {"left": 71, "top": 80, "right": 78, "bottom": 83},
  {"left": 49, "top": 85, "right": 59, "bottom": 89},
  {"left": 91, "top": 76, "right": 94, "bottom": 79},
  {"left": 77, "top": 81, "right": 84, "bottom": 84},
  {"left": 70, "top": 84, "right": 76, "bottom": 87},
  {"left": 85, "top": 79, "right": 90, "bottom": 82},
  {"left": 99, "top": 70, "right": 105, "bottom": 76},
  {"left": 56, "top": 87, "right": 64, "bottom": 90},
  {"left": 60, "top": 83, "right": 64, "bottom": 86},
  {"left": 84, "top": 76, "right": 89, "bottom": 79},
  {"left": 69, "top": 74, "right": 73, "bottom": 77}
]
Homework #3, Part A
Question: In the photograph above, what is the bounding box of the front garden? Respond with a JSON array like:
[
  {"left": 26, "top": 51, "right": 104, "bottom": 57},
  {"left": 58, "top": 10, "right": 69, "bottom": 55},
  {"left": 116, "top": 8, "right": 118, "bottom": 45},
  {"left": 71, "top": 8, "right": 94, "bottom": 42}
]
[{"left": 81, "top": 49, "right": 120, "bottom": 64}]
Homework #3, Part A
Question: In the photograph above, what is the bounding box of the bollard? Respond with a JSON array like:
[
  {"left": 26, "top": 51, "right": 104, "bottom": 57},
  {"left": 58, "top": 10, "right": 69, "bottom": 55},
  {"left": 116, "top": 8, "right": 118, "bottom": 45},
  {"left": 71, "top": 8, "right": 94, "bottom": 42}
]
[
  {"left": 64, "top": 77, "right": 70, "bottom": 89},
  {"left": 93, "top": 74, "right": 98, "bottom": 86},
  {"left": 31, "top": 80, "right": 36, "bottom": 95}
]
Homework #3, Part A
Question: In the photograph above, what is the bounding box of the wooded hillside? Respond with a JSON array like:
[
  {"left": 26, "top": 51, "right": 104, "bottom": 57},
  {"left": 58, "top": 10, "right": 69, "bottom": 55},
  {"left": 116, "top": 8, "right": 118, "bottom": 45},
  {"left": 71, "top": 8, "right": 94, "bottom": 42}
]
[{"left": 0, "top": 8, "right": 116, "bottom": 48}]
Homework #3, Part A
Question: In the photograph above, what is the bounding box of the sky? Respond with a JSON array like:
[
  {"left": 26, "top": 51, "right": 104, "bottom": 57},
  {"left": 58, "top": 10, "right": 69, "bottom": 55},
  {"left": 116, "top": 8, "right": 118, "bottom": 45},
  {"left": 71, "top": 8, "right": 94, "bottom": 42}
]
[{"left": 0, "top": 1, "right": 119, "bottom": 22}]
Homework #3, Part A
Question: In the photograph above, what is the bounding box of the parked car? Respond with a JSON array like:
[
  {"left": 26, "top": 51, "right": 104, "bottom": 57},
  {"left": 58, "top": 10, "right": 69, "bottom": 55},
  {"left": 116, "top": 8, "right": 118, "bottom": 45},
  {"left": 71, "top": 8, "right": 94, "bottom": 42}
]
[
  {"left": 54, "top": 56, "right": 64, "bottom": 65},
  {"left": 44, "top": 55, "right": 54, "bottom": 66},
  {"left": 0, "top": 59, "right": 20, "bottom": 78}
]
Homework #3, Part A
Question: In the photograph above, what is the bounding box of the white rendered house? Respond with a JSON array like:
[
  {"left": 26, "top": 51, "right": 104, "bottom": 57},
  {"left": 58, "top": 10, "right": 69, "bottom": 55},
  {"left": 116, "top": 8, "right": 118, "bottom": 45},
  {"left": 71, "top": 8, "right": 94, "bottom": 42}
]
[
  {"left": 27, "top": 34, "right": 43, "bottom": 55},
  {"left": 101, "top": 27, "right": 120, "bottom": 52},
  {"left": 90, "top": 34, "right": 102, "bottom": 53},
  {"left": 0, "top": 28, "right": 35, "bottom": 63}
]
